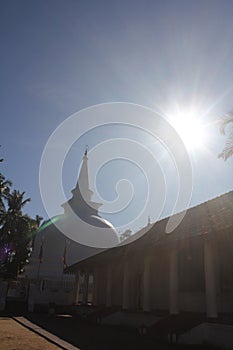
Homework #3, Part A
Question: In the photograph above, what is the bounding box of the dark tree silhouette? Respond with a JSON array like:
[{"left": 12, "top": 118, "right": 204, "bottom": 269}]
[{"left": 0, "top": 148, "right": 42, "bottom": 278}]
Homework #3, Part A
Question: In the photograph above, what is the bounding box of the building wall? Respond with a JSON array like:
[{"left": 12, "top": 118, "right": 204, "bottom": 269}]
[
  {"left": 178, "top": 239, "right": 206, "bottom": 312},
  {"left": 150, "top": 250, "right": 169, "bottom": 311},
  {"left": 93, "top": 266, "right": 107, "bottom": 305},
  {"left": 74, "top": 229, "right": 233, "bottom": 316},
  {"left": 215, "top": 231, "right": 233, "bottom": 313},
  {"left": 28, "top": 276, "right": 75, "bottom": 306},
  {"left": 111, "top": 263, "right": 124, "bottom": 306}
]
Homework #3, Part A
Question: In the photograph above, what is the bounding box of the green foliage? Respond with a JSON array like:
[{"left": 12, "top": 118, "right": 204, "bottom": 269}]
[{"left": 0, "top": 147, "right": 42, "bottom": 278}]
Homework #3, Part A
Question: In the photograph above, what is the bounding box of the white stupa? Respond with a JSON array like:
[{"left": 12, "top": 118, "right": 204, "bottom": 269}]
[{"left": 25, "top": 148, "right": 119, "bottom": 279}]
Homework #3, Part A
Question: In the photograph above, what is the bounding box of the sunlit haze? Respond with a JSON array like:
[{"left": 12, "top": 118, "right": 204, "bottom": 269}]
[
  {"left": 169, "top": 108, "right": 206, "bottom": 150},
  {"left": 1, "top": 1, "right": 233, "bottom": 233}
]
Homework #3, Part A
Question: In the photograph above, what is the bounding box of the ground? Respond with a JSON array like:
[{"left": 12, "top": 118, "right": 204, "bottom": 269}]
[
  {"left": 0, "top": 313, "right": 219, "bottom": 350},
  {"left": 0, "top": 317, "right": 61, "bottom": 350},
  {"left": 26, "top": 313, "right": 217, "bottom": 350}
]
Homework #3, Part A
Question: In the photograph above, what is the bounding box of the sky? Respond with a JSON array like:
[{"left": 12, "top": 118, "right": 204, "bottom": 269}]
[{"left": 1, "top": 0, "right": 233, "bottom": 234}]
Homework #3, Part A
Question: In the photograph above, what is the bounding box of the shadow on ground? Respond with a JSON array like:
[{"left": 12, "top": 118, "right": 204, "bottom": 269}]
[{"left": 25, "top": 313, "right": 218, "bottom": 350}]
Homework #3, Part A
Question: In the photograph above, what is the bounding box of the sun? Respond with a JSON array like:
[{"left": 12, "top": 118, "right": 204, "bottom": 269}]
[{"left": 169, "top": 108, "right": 206, "bottom": 150}]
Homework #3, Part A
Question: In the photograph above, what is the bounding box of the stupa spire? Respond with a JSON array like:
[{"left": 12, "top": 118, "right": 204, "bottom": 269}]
[
  {"left": 84, "top": 145, "right": 88, "bottom": 156},
  {"left": 62, "top": 146, "right": 102, "bottom": 217},
  {"left": 74, "top": 146, "right": 93, "bottom": 202}
]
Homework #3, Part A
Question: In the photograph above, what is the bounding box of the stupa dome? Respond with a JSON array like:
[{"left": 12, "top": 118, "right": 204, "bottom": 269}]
[{"left": 25, "top": 148, "right": 119, "bottom": 278}]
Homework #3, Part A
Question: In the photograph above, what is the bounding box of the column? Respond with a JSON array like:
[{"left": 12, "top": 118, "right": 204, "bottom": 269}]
[
  {"left": 142, "top": 256, "right": 151, "bottom": 312},
  {"left": 169, "top": 248, "right": 179, "bottom": 314},
  {"left": 92, "top": 269, "right": 99, "bottom": 306},
  {"left": 83, "top": 272, "right": 89, "bottom": 304},
  {"left": 106, "top": 265, "right": 112, "bottom": 307},
  {"left": 28, "top": 283, "right": 36, "bottom": 312},
  {"left": 122, "top": 261, "right": 130, "bottom": 310},
  {"left": 204, "top": 239, "right": 217, "bottom": 318},
  {"left": 73, "top": 271, "right": 80, "bottom": 304}
]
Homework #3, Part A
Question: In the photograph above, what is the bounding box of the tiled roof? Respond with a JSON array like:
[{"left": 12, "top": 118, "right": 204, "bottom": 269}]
[
  {"left": 162, "top": 190, "right": 233, "bottom": 239},
  {"left": 66, "top": 190, "right": 233, "bottom": 271}
]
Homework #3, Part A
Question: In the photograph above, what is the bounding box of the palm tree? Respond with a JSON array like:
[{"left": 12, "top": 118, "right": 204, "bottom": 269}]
[
  {"left": 0, "top": 190, "right": 34, "bottom": 277},
  {"left": 0, "top": 174, "right": 12, "bottom": 211},
  {"left": 0, "top": 148, "right": 42, "bottom": 277},
  {"left": 0, "top": 147, "right": 12, "bottom": 216},
  {"left": 7, "top": 190, "right": 30, "bottom": 213},
  {"left": 218, "top": 110, "right": 233, "bottom": 160}
]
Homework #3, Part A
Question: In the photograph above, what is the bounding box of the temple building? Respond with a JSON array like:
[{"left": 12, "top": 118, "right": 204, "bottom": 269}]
[
  {"left": 67, "top": 190, "right": 233, "bottom": 318},
  {"left": 23, "top": 149, "right": 119, "bottom": 306}
]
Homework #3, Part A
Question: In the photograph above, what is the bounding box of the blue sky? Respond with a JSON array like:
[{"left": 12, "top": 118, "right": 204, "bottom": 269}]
[{"left": 1, "top": 0, "right": 233, "bottom": 233}]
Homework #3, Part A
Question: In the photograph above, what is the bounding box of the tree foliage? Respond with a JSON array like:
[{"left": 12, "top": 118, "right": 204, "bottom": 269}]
[{"left": 0, "top": 148, "right": 42, "bottom": 278}]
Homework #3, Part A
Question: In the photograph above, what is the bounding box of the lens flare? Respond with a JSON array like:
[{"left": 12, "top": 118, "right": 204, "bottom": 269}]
[{"left": 169, "top": 109, "right": 206, "bottom": 150}]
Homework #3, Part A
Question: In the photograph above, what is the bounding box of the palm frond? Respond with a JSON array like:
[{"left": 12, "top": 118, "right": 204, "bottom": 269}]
[
  {"left": 219, "top": 110, "right": 233, "bottom": 135},
  {"left": 7, "top": 190, "right": 31, "bottom": 213},
  {"left": 218, "top": 128, "right": 233, "bottom": 160}
]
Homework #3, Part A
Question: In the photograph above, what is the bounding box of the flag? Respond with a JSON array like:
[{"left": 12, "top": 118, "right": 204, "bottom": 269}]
[
  {"left": 62, "top": 245, "right": 67, "bottom": 271},
  {"left": 38, "top": 239, "right": 44, "bottom": 263}
]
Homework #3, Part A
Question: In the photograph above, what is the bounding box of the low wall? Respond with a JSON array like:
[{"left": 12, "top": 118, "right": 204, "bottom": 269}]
[
  {"left": 27, "top": 276, "right": 75, "bottom": 311},
  {"left": 179, "top": 322, "right": 233, "bottom": 349}
]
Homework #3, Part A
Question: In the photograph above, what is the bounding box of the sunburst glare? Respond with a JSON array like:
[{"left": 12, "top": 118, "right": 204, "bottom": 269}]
[{"left": 169, "top": 108, "right": 206, "bottom": 150}]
